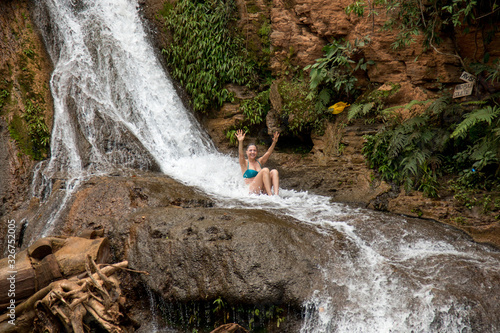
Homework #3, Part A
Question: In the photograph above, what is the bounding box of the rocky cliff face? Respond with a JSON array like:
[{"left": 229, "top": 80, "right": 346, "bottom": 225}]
[
  {"left": 0, "top": 0, "right": 53, "bottom": 247},
  {"left": 267, "top": 0, "right": 500, "bottom": 87}
]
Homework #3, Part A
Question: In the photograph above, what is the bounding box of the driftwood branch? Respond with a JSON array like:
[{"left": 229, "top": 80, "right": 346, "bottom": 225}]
[
  {"left": 0, "top": 259, "right": 136, "bottom": 333},
  {"left": 33, "top": 258, "right": 130, "bottom": 333}
]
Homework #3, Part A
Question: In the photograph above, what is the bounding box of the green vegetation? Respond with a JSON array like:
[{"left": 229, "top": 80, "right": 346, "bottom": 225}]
[
  {"left": 241, "top": 89, "right": 270, "bottom": 127},
  {"left": 161, "top": 0, "right": 255, "bottom": 113},
  {"left": 304, "top": 37, "right": 373, "bottom": 114},
  {"left": 347, "top": 83, "right": 401, "bottom": 123},
  {"left": 355, "top": 90, "right": 500, "bottom": 198},
  {"left": 0, "top": 89, "right": 9, "bottom": 113},
  {"left": 279, "top": 79, "right": 324, "bottom": 135},
  {"left": 247, "top": 14, "right": 273, "bottom": 78},
  {"left": 155, "top": 295, "right": 287, "bottom": 332},
  {"left": 225, "top": 89, "right": 270, "bottom": 145},
  {"left": 9, "top": 99, "right": 50, "bottom": 160},
  {"left": 2, "top": 25, "right": 50, "bottom": 161}
]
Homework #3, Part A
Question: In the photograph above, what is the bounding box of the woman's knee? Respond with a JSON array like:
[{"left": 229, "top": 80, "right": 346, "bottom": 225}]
[
  {"left": 261, "top": 167, "right": 270, "bottom": 174},
  {"left": 270, "top": 169, "right": 279, "bottom": 177}
]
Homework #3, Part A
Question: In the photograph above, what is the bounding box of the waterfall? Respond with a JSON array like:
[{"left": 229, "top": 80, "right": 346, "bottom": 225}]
[{"left": 31, "top": 0, "right": 500, "bottom": 332}]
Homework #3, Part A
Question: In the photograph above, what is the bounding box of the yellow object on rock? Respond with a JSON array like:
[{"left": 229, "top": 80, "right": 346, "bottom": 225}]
[{"left": 328, "top": 102, "right": 350, "bottom": 114}]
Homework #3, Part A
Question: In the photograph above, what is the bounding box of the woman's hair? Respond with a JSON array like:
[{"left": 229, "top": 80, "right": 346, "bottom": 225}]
[{"left": 246, "top": 143, "right": 257, "bottom": 151}]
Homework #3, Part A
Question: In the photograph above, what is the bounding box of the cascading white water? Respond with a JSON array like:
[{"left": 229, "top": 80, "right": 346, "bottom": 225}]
[{"left": 31, "top": 0, "right": 500, "bottom": 332}]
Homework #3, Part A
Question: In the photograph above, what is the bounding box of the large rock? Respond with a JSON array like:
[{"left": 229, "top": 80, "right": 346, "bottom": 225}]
[
  {"left": 17, "top": 173, "right": 332, "bottom": 309},
  {"left": 128, "top": 206, "right": 330, "bottom": 305}
]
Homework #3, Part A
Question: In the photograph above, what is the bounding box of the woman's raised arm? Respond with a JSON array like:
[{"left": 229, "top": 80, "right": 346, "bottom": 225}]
[
  {"left": 258, "top": 131, "right": 279, "bottom": 165},
  {"left": 235, "top": 129, "right": 247, "bottom": 170}
]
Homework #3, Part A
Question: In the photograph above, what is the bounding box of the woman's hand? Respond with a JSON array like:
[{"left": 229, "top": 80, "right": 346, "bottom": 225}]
[
  {"left": 235, "top": 129, "right": 246, "bottom": 142},
  {"left": 272, "top": 131, "right": 279, "bottom": 143}
]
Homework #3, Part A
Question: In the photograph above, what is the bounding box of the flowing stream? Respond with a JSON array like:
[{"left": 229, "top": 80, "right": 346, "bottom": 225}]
[{"left": 31, "top": 0, "right": 500, "bottom": 332}]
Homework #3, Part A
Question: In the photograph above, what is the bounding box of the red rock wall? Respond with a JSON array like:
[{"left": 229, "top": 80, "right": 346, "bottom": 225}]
[{"left": 266, "top": 0, "right": 500, "bottom": 89}]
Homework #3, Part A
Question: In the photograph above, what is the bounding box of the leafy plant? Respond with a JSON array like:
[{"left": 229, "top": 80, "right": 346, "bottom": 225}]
[
  {"left": 362, "top": 96, "right": 459, "bottom": 197},
  {"left": 23, "top": 47, "right": 36, "bottom": 59},
  {"left": 22, "top": 99, "right": 50, "bottom": 159},
  {"left": 8, "top": 99, "right": 50, "bottom": 160},
  {"left": 305, "top": 37, "right": 373, "bottom": 114},
  {"left": 212, "top": 297, "right": 226, "bottom": 323},
  {"left": 240, "top": 89, "right": 270, "bottom": 126},
  {"left": 279, "top": 79, "right": 325, "bottom": 135},
  {"left": 0, "top": 89, "right": 9, "bottom": 112},
  {"left": 347, "top": 83, "right": 402, "bottom": 123},
  {"left": 162, "top": 0, "right": 255, "bottom": 113},
  {"left": 362, "top": 89, "right": 500, "bottom": 198},
  {"left": 451, "top": 105, "right": 500, "bottom": 140},
  {"left": 224, "top": 90, "right": 270, "bottom": 146},
  {"left": 226, "top": 126, "right": 247, "bottom": 146}
]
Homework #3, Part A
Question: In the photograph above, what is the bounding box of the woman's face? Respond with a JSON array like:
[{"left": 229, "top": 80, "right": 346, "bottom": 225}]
[{"left": 246, "top": 145, "right": 257, "bottom": 159}]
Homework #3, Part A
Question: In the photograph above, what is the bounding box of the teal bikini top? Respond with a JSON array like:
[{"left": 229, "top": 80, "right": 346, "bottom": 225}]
[{"left": 243, "top": 160, "right": 261, "bottom": 179}]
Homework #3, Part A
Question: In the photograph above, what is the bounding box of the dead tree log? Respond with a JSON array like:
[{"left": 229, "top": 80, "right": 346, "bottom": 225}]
[
  {"left": 0, "top": 250, "right": 35, "bottom": 309},
  {"left": 0, "top": 259, "right": 132, "bottom": 333},
  {"left": 0, "top": 236, "right": 110, "bottom": 308}
]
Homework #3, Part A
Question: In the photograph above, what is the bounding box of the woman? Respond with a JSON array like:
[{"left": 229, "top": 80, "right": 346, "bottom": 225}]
[{"left": 235, "top": 129, "right": 280, "bottom": 195}]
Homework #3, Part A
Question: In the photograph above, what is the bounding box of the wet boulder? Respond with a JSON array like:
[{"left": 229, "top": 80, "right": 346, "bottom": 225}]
[{"left": 127, "top": 206, "right": 332, "bottom": 306}]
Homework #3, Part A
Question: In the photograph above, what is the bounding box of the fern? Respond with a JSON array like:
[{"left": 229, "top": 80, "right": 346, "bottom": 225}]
[
  {"left": 402, "top": 150, "right": 430, "bottom": 176},
  {"left": 426, "top": 96, "right": 451, "bottom": 116},
  {"left": 363, "top": 90, "right": 500, "bottom": 198},
  {"left": 451, "top": 106, "right": 500, "bottom": 139},
  {"left": 414, "top": 129, "right": 434, "bottom": 145},
  {"left": 347, "top": 102, "right": 374, "bottom": 121},
  {"left": 387, "top": 130, "right": 409, "bottom": 158},
  {"left": 400, "top": 116, "right": 427, "bottom": 132},
  {"left": 461, "top": 100, "right": 488, "bottom": 106},
  {"left": 381, "top": 99, "right": 430, "bottom": 113}
]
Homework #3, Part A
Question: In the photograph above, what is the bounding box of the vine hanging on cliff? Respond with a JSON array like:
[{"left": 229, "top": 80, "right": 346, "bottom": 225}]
[
  {"left": 9, "top": 99, "right": 50, "bottom": 160},
  {"left": 161, "top": 0, "right": 256, "bottom": 113}
]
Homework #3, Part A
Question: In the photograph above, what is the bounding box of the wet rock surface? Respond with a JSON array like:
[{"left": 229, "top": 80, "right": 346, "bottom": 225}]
[
  {"left": 12, "top": 172, "right": 500, "bottom": 332},
  {"left": 9, "top": 172, "right": 336, "bottom": 330},
  {"left": 16, "top": 173, "right": 330, "bottom": 308},
  {"left": 129, "top": 206, "right": 329, "bottom": 305}
]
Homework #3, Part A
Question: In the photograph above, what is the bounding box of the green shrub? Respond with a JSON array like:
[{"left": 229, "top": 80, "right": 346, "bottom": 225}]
[
  {"left": 279, "top": 79, "right": 325, "bottom": 135},
  {"left": 241, "top": 89, "right": 270, "bottom": 126},
  {"left": 0, "top": 89, "right": 9, "bottom": 113},
  {"left": 225, "top": 90, "right": 270, "bottom": 146},
  {"left": 9, "top": 99, "right": 50, "bottom": 160},
  {"left": 304, "top": 37, "right": 373, "bottom": 113},
  {"left": 162, "top": 0, "right": 255, "bottom": 113},
  {"left": 362, "top": 93, "right": 500, "bottom": 197}
]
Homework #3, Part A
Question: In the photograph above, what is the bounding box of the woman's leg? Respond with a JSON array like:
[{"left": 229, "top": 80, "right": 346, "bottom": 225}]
[
  {"left": 270, "top": 169, "right": 279, "bottom": 195},
  {"left": 249, "top": 168, "right": 272, "bottom": 195}
]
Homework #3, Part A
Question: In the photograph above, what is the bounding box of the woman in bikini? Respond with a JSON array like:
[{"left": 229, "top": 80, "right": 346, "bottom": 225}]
[{"left": 235, "top": 129, "right": 280, "bottom": 195}]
